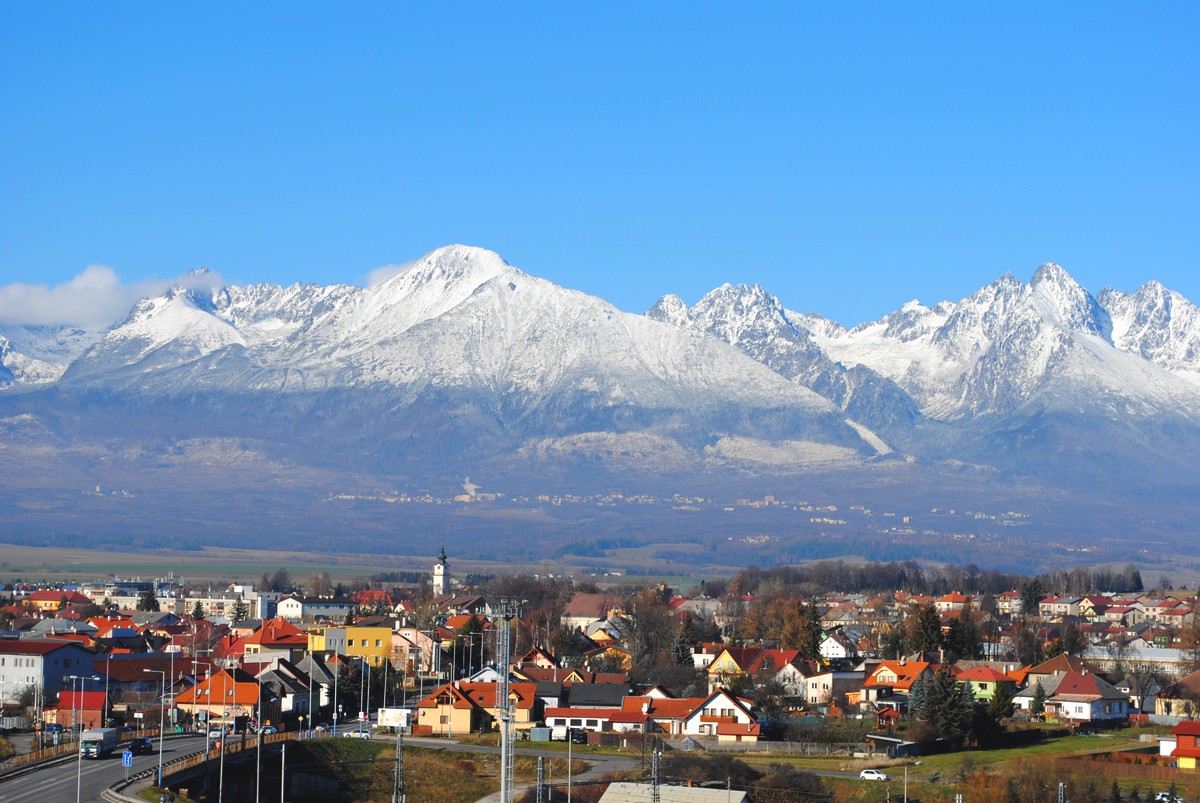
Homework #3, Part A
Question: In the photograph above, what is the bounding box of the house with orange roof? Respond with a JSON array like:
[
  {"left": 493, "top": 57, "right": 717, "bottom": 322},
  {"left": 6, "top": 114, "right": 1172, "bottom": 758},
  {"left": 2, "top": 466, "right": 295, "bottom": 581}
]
[
  {"left": 1169, "top": 721, "right": 1200, "bottom": 771},
  {"left": 174, "top": 667, "right": 268, "bottom": 726},
  {"left": 27, "top": 589, "right": 93, "bottom": 613},
  {"left": 242, "top": 618, "right": 308, "bottom": 663},
  {"left": 855, "top": 660, "right": 933, "bottom": 710},
  {"left": 414, "top": 681, "right": 541, "bottom": 736},
  {"left": 352, "top": 589, "right": 394, "bottom": 612},
  {"left": 955, "top": 666, "right": 1018, "bottom": 702},
  {"left": 935, "top": 592, "right": 969, "bottom": 613}
]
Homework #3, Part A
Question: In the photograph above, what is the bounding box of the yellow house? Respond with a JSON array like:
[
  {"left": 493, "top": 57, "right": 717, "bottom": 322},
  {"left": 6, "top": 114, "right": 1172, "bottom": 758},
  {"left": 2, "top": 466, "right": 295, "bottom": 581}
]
[{"left": 308, "top": 625, "right": 394, "bottom": 668}]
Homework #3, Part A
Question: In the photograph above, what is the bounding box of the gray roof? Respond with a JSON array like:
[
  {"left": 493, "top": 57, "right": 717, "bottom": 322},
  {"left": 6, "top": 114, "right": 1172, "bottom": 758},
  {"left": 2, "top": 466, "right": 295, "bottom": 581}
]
[
  {"left": 565, "top": 683, "right": 629, "bottom": 708},
  {"left": 600, "top": 782, "right": 748, "bottom": 802}
]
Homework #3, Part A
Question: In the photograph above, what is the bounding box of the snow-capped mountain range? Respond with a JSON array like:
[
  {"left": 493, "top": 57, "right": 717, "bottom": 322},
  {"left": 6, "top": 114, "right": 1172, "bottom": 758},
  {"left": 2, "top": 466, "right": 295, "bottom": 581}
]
[{"left": 2, "top": 245, "right": 1199, "bottom": 497}]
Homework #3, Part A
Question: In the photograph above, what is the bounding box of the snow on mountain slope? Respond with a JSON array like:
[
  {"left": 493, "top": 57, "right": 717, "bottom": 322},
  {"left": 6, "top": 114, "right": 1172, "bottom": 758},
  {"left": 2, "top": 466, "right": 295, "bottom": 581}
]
[
  {"left": 647, "top": 283, "right": 920, "bottom": 447},
  {"left": 0, "top": 324, "right": 106, "bottom": 385},
  {"left": 818, "top": 263, "right": 1200, "bottom": 421},
  {"left": 56, "top": 246, "right": 876, "bottom": 464},
  {"left": 1098, "top": 281, "right": 1200, "bottom": 387}
]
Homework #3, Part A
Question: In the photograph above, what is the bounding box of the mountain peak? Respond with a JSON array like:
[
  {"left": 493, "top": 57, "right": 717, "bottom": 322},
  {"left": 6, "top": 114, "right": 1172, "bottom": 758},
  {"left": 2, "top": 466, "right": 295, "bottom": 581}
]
[{"left": 1029, "top": 262, "right": 1105, "bottom": 334}]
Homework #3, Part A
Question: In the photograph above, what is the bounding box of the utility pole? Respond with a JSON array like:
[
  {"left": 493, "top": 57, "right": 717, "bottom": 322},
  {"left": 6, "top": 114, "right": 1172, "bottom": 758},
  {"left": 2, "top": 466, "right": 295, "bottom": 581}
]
[
  {"left": 392, "top": 726, "right": 405, "bottom": 803},
  {"left": 650, "top": 747, "right": 662, "bottom": 803},
  {"left": 495, "top": 598, "right": 524, "bottom": 803},
  {"left": 536, "top": 756, "right": 544, "bottom": 803}
]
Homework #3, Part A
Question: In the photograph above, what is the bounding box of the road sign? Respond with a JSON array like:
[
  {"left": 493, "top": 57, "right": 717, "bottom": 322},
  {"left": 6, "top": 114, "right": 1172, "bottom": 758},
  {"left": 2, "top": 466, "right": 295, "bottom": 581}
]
[{"left": 122, "top": 751, "right": 133, "bottom": 767}]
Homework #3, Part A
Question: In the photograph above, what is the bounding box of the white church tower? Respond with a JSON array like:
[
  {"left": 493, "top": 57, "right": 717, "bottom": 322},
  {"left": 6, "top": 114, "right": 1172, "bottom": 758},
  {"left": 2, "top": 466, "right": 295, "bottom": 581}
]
[{"left": 433, "top": 545, "right": 450, "bottom": 597}]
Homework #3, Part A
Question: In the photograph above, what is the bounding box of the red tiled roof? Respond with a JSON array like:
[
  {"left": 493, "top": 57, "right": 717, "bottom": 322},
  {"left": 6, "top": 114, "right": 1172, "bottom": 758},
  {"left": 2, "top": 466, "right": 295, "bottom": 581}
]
[
  {"left": 1171, "top": 720, "right": 1200, "bottom": 737},
  {"left": 0, "top": 640, "right": 87, "bottom": 656}
]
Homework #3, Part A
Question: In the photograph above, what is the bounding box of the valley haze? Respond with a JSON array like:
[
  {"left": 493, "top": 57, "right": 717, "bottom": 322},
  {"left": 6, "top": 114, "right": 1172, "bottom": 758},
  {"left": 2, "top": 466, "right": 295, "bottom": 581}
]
[{"left": 1, "top": 245, "right": 1197, "bottom": 579}]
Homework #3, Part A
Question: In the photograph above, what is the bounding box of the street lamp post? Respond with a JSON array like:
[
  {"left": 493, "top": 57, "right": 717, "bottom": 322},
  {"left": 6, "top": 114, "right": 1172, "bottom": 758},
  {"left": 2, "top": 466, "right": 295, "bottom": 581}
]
[
  {"left": 143, "top": 669, "right": 166, "bottom": 788},
  {"left": 66, "top": 673, "right": 99, "bottom": 803}
]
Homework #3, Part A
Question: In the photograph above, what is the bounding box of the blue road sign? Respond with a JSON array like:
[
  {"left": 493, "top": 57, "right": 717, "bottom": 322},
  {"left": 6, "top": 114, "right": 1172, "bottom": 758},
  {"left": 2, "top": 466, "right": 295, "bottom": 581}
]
[{"left": 122, "top": 751, "right": 133, "bottom": 767}]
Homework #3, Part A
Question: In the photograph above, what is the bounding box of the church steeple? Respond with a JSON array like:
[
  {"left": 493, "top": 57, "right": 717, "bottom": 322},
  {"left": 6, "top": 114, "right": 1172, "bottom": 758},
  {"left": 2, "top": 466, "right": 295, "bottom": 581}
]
[{"left": 433, "top": 545, "right": 449, "bottom": 596}]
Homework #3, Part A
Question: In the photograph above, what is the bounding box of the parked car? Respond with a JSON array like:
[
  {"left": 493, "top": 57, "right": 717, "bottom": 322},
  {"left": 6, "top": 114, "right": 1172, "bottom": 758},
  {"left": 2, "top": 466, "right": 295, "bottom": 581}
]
[
  {"left": 45, "top": 723, "right": 65, "bottom": 735},
  {"left": 342, "top": 729, "right": 371, "bottom": 739},
  {"left": 129, "top": 737, "right": 153, "bottom": 755},
  {"left": 1153, "top": 793, "right": 1183, "bottom": 803},
  {"left": 259, "top": 725, "right": 278, "bottom": 735},
  {"left": 207, "top": 727, "right": 225, "bottom": 739},
  {"left": 860, "top": 769, "right": 890, "bottom": 781}
]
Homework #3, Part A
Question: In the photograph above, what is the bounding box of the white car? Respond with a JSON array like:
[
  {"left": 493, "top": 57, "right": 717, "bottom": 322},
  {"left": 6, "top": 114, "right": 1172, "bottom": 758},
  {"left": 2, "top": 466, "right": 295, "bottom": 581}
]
[
  {"left": 342, "top": 729, "right": 372, "bottom": 739},
  {"left": 860, "top": 769, "right": 890, "bottom": 781}
]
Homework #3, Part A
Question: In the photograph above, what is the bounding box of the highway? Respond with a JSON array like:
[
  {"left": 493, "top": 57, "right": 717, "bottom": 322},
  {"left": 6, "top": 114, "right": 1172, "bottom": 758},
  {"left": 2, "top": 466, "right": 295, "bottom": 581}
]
[{"left": 0, "top": 734, "right": 208, "bottom": 803}]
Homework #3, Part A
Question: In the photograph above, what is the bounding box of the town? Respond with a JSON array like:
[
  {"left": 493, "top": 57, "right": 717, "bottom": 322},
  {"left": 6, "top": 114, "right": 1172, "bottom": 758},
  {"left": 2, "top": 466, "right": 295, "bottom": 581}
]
[{"left": 1, "top": 551, "right": 1199, "bottom": 802}]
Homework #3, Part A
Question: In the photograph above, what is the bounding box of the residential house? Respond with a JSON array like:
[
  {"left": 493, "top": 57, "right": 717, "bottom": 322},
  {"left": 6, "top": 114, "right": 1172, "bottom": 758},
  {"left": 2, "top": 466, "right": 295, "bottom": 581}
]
[
  {"left": 1046, "top": 671, "right": 1131, "bottom": 723},
  {"left": 955, "top": 666, "right": 1017, "bottom": 703},
  {"left": 276, "top": 595, "right": 355, "bottom": 622},
  {"left": 804, "top": 669, "right": 865, "bottom": 709},
  {"left": 935, "top": 593, "right": 969, "bottom": 614},
  {"left": 1156, "top": 670, "right": 1200, "bottom": 718},
  {"left": 26, "top": 589, "right": 93, "bottom": 613},
  {"left": 310, "top": 624, "right": 393, "bottom": 668},
  {"left": 414, "top": 681, "right": 540, "bottom": 736},
  {"left": 855, "top": 660, "right": 933, "bottom": 711},
  {"left": 561, "top": 594, "right": 619, "bottom": 632},
  {"left": 0, "top": 639, "right": 96, "bottom": 703},
  {"left": 745, "top": 649, "right": 813, "bottom": 698},
  {"left": 705, "top": 646, "right": 762, "bottom": 693},
  {"left": 242, "top": 619, "right": 309, "bottom": 664},
  {"left": 818, "top": 630, "right": 859, "bottom": 663},
  {"left": 1170, "top": 721, "right": 1200, "bottom": 771},
  {"left": 48, "top": 689, "right": 107, "bottom": 730},
  {"left": 174, "top": 667, "right": 267, "bottom": 727}
]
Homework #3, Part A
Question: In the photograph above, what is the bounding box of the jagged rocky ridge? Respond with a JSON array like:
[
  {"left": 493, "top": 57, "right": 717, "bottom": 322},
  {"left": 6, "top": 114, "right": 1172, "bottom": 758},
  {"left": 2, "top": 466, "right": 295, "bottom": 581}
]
[{"left": 1, "top": 247, "right": 1199, "bottom": 492}]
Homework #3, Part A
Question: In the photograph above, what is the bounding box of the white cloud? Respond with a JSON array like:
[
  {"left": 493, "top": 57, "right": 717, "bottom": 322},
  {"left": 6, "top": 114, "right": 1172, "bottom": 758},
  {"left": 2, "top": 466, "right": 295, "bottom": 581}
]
[
  {"left": 366, "top": 261, "right": 416, "bottom": 287},
  {"left": 0, "top": 265, "right": 225, "bottom": 329}
]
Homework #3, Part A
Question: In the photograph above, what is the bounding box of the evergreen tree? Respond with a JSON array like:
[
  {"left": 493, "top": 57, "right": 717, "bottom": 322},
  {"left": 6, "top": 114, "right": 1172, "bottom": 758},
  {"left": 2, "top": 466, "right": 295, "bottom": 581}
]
[
  {"left": 988, "top": 680, "right": 1015, "bottom": 721},
  {"left": 1030, "top": 680, "right": 1047, "bottom": 719},
  {"left": 881, "top": 624, "right": 906, "bottom": 660},
  {"left": 136, "top": 589, "right": 160, "bottom": 612},
  {"left": 229, "top": 596, "right": 250, "bottom": 622},
  {"left": 670, "top": 618, "right": 697, "bottom": 667},
  {"left": 908, "top": 672, "right": 928, "bottom": 718},
  {"left": 921, "top": 665, "right": 978, "bottom": 748},
  {"left": 1020, "top": 579, "right": 1044, "bottom": 619},
  {"left": 190, "top": 600, "right": 206, "bottom": 621},
  {"left": 908, "top": 602, "right": 943, "bottom": 655},
  {"left": 945, "top": 602, "right": 982, "bottom": 662}
]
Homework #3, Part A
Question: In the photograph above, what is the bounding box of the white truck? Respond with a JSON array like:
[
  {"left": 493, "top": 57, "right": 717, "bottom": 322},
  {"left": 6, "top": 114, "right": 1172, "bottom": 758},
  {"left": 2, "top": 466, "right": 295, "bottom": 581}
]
[{"left": 79, "top": 727, "right": 120, "bottom": 759}]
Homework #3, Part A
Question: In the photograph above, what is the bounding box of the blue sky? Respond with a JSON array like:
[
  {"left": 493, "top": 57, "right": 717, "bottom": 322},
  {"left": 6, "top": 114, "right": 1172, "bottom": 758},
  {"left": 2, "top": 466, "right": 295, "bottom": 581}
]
[{"left": 1, "top": 4, "right": 1197, "bottom": 327}]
